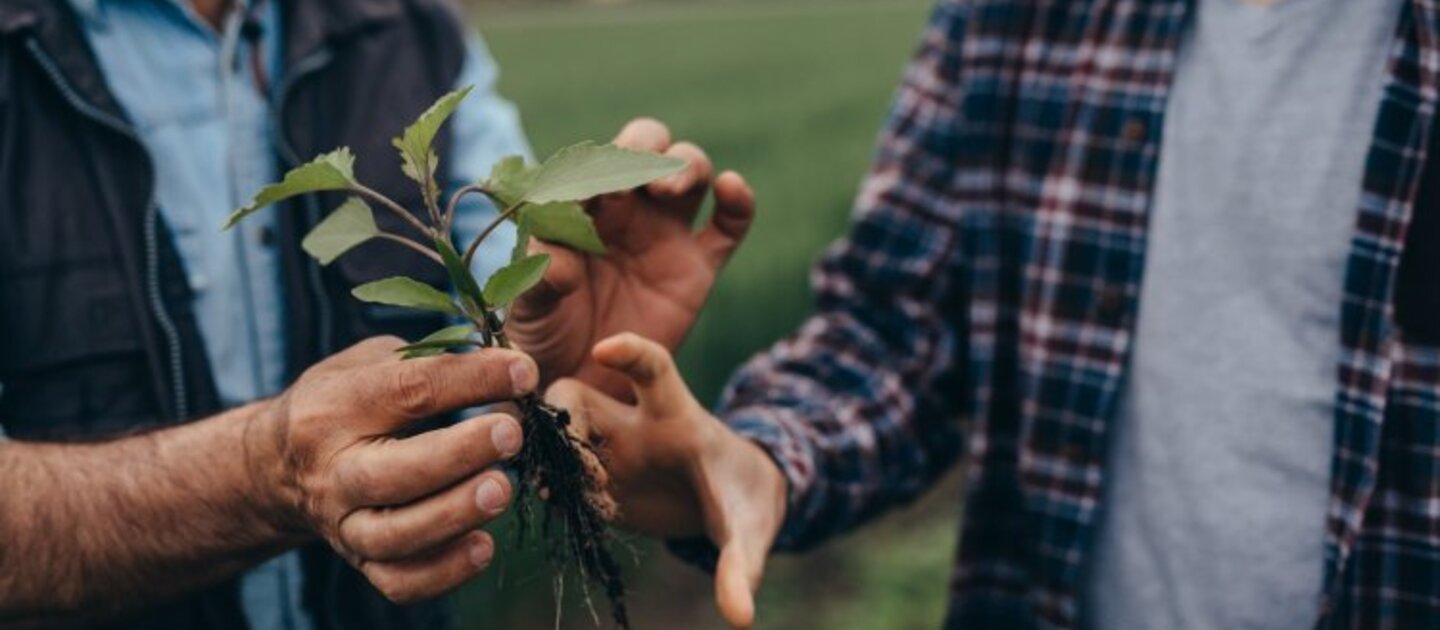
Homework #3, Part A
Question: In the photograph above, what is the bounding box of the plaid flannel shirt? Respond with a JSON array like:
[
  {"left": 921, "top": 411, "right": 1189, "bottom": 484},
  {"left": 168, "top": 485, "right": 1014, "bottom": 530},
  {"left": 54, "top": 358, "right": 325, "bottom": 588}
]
[{"left": 716, "top": 1, "right": 1440, "bottom": 628}]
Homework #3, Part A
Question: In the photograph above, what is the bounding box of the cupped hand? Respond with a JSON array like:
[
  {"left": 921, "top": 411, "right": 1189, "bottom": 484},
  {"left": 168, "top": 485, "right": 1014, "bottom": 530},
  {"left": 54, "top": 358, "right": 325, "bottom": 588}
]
[
  {"left": 249, "top": 337, "right": 536, "bottom": 604},
  {"left": 509, "top": 118, "right": 756, "bottom": 402},
  {"left": 545, "top": 333, "right": 787, "bottom": 628}
]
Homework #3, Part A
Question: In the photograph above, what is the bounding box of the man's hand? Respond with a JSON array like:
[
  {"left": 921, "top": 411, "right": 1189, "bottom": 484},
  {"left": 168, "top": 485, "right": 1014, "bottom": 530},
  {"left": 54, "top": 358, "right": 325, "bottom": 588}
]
[
  {"left": 249, "top": 336, "right": 537, "bottom": 604},
  {"left": 545, "top": 333, "right": 786, "bottom": 628},
  {"left": 509, "top": 118, "right": 757, "bottom": 401},
  {"left": 0, "top": 336, "right": 536, "bottom": 624}
]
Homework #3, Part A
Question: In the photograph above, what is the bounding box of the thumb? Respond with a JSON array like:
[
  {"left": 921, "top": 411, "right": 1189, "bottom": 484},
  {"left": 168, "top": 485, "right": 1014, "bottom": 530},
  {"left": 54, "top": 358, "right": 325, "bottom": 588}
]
[
  {"left": 592, "top": 333, "right": 694, "bottom": 418},
  {"left": 715, "top": 536, "right": 767, "bottom": 629}
]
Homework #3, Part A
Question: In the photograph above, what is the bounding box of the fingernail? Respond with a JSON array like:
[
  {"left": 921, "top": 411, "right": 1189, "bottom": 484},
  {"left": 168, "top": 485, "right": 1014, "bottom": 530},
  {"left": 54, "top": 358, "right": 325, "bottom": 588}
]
[
  {"left": 469, "top": 536, "right": 494, "bottom": 569},
  {"left": 491, "top": 418, "right": 522, "bottom": 458},
  {"left": 510, "top": 359, "right": 537, "bottom": 395},
  {"left": 476, "top": 477, "right": 508, "bottom": 513}
]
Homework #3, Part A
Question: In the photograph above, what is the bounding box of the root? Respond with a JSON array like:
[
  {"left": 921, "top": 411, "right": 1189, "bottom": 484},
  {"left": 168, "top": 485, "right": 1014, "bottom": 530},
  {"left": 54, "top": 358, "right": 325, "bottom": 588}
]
[{"left": 512, "top": 394, "right": 629, "bottom": 629}]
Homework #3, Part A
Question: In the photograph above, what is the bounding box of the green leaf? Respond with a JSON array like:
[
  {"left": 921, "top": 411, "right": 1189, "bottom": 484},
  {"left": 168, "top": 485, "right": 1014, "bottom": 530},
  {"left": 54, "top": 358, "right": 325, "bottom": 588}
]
[
  {"left": 484, "top": 155, "right": 540, "bottom": 207},
  {"left": 393, "top": 86, "right": 474, "bottom": 195},
  {"left": 400, "top": 324, "right": 476, "bottom": 359},
  {"left": 523, "top": 141, "right": 686, "bottom": 205},
  {"left": 301, "top": 198, "right": 378, "bottom": 265},
  {"left": 351, "top": 277, "right": 459, "bottom": 316},
  {"left": 483, "top": 254, "right": 551, "bottom": 307},
  {"left": 227, "top": 148, "right": 356, "bottom": 229},
  {"left": 521, "top": 202, "right": 606, "bottom": 254},
  {"left": 511, "top": 219, "right": 532, "bottom": 263},
  {"left": 435, "top": 238, "right": 487, "bottom": 313}
]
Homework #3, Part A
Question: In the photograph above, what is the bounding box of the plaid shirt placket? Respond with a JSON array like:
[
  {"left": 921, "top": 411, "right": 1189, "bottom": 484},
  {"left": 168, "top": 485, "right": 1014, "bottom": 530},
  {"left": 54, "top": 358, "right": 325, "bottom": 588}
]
[
  {"left": 1325, "top": 1, "right": 1440, "bottom": 627},
  {"left": 707, "top": 1, "right": 1440, "bottom": 629}
]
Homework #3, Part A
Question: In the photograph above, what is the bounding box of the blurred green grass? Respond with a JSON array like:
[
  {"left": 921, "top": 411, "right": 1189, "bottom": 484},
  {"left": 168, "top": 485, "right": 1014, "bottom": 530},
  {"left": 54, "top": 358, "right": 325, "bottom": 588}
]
[{"left": 456, "top": 2, "right": 962, "bottom": 628}]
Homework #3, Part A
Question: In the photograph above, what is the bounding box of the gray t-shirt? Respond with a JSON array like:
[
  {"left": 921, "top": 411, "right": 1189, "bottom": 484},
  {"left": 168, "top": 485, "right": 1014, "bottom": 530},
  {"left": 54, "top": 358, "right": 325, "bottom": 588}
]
[{"left": 1083, "top": 0, "right": 1401, "bottom": 628}]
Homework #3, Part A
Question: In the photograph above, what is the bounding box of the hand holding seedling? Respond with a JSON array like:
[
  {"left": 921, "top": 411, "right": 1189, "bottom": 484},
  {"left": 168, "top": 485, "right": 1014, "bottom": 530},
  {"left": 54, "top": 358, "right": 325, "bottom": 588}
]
[
  {"left": 228, "top": 86, "right": 697, "bottom": 627},
  {"left": 547, "top": 334, "right": 788, "bottom": 629},
  {"left": 509, "top": 118, "right": 757, "bottom": 402},
  {"left": 251, "top": 338, "right": 537, "bottom": 603}
]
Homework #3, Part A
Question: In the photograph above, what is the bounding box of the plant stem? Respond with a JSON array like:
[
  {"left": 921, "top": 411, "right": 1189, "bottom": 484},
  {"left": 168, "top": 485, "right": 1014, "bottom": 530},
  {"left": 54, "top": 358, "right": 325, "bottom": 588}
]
[
  {"left": 425, "top": 188, "right": 442, "bottom": 232},
  {"left": 353, "top": 183, "right": 435, "bottom": 237},
  {"left": 443, "top": 183, "right": 490, "bottom": 235},
  {"left": 464, "top": 202, "right": 524, "bottom": 267},
  {"left": 374, "top": 232, "right": 445, "bottom": 266},
  {"left": 423, "top": 170, "right": 442, "bottom": 230}
]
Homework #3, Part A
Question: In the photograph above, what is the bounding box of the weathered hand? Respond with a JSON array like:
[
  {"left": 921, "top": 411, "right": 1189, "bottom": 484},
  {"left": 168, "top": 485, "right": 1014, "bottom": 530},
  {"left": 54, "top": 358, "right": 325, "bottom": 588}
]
[
  {"left": 509, "top": 118, "right": 756, "bottom": 402},
  {"left": 545, "top": 333, "right": 786, "bottom": 628},
  {"left": 248, "top": 336, "right": 537, "bottom": 604}
]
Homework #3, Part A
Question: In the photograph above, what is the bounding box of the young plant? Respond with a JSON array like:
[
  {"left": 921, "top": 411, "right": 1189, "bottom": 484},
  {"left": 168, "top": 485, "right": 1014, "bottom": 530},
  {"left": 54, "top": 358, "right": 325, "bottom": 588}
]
[{"left": 227, "top": 85, "right": 684, "bottom": 628}]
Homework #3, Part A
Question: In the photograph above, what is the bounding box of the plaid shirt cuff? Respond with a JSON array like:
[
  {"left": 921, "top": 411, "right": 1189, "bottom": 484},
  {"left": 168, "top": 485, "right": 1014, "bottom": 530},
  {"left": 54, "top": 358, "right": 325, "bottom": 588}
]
[{"left": 666, "top": 406, "right": 822, "bottom": 572}]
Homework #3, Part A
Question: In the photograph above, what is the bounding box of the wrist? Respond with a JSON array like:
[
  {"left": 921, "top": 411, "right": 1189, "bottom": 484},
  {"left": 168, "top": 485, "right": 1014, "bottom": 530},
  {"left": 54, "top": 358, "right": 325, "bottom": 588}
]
[
  {"left": 240, "top": 398, "right": 308, "bottom": 542},
  {"left": 700, "top": 417, "right": 788, "bottom": 539},
  {"left": 740, "top": 434, "right": 789, "bottom": 538}
]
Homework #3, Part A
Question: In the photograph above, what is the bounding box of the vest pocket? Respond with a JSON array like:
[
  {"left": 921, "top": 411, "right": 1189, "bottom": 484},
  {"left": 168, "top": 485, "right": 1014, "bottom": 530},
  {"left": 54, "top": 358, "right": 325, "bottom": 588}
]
[
  {"left": 0, "top": 259, "right": 156, "bottom": 436},
  {"left": 0, "top": 261, "right": 144, "bottom": 373}
]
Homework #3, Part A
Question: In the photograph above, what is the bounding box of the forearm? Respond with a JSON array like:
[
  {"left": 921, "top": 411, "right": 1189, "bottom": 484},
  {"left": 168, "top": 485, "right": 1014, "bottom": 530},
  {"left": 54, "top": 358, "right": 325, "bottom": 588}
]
[
  {"left": 0, "top": 402, "right": 303, "bottom": 624},
  {"left": 716, "top": 0, "right": 975, "bottom": 549},
  {"left": 717, "top": 217, "right": 966, "bottom": 549}
]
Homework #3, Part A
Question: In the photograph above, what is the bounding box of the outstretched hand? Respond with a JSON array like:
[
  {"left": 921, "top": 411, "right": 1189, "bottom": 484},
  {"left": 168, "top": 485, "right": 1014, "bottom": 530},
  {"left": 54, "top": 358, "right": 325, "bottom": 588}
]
[
  {"left": 545, "top": 333, "right": 786, "bottom": 628},
  {"left": 509, "top": 119, "right": 756, "bottom": 402}
]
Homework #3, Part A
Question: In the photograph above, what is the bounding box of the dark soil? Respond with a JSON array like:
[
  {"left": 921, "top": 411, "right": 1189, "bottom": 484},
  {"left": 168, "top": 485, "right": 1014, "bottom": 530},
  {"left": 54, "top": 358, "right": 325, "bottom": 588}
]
[{"left": 511, "top": 393, "right": 629, "bottom": 629}]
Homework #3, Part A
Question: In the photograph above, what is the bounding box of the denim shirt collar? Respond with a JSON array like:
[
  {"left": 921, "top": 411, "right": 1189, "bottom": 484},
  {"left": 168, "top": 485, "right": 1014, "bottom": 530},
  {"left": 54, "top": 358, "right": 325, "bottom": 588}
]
[{"left": 67, "top": 0, "right": 254, "bottom": 33}]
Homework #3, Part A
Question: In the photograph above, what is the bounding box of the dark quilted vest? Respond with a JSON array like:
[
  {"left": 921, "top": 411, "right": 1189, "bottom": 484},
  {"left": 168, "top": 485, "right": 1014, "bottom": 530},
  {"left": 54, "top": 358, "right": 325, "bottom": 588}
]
[{"left": 0, "top": 0, "right": 466, "bottom": 626}]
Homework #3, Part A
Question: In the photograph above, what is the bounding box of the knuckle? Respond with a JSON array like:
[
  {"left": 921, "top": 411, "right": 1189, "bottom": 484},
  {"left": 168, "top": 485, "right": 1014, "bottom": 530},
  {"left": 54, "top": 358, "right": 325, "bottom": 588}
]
[
  {"left": 389, "top": 363, "right": 438, "bottom": 416},
  {"left": 344, "top": 517, "right": 395, "bottom": 560},
  {"left": 335, "top": 455, "right": 384, "bottom": 505},
  {"left": 365, "top": 567, "right": 417, "bottom": 604}
]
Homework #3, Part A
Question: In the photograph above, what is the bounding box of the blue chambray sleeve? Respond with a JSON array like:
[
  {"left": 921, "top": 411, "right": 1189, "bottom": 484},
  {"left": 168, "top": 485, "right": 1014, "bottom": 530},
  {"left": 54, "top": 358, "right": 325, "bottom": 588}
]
[
  {"left": 447, "top": 32, "right": 533, "bottom": 282},
  {"left": 709, "top": 1, "right": 972, "bottom": 554}
]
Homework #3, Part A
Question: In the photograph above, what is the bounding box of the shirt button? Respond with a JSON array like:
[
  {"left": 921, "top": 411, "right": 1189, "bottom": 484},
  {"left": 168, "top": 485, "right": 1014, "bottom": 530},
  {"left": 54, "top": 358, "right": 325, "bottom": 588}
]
[
  {"left": 258, "top": 226, "right": 276, "bottom": 248},
  {"left": 1121, "top": 117, "right": 1148, "bottom": 143}
]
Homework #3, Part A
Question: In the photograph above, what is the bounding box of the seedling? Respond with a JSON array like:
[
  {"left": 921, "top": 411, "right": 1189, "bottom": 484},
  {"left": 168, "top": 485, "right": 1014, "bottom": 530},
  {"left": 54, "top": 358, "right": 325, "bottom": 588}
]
[{"left": 227, "top": 85, "right": 684, "bottom": 628}]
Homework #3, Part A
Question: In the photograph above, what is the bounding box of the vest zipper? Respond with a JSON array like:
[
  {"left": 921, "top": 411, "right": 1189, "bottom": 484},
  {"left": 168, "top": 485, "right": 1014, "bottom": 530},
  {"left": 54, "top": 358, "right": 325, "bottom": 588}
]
[
  {"left": 270, "top": 48, "right": 338, "bottom": 358},
  {"left": 269, "top": 47, "right": 347, "bottom": 630},
  {"left": 24, "top": 39, "right": 190, "bottom": 421}
]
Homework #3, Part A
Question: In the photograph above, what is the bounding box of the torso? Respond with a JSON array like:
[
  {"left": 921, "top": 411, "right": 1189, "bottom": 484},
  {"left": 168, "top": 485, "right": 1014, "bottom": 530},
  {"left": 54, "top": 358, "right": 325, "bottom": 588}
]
[{"left": 1084, "top": 0, "right": 1404, "bottom": 626}]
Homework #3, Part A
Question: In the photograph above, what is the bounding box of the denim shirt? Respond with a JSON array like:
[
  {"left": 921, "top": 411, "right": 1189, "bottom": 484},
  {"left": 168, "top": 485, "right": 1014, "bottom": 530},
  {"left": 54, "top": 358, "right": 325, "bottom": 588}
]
[{"left": 65, "top": 1, "right": 529, "bottom": 627}]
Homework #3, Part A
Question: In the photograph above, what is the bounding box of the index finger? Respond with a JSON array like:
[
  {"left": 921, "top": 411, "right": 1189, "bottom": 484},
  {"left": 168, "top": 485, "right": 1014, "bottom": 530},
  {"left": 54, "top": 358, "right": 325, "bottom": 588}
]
[
  {"left": 337, "top": 412, "right": 523, "bottom": 507},
  {"left": 353, "top": 349, "right": 539, "bottom": 427}
]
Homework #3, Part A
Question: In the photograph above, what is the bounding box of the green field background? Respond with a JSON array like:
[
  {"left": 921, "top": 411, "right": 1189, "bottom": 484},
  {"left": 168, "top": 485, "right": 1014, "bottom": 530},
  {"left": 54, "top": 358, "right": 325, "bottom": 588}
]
[{"left": 454, "top": 2, "right": 962, "bottom": 628}]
